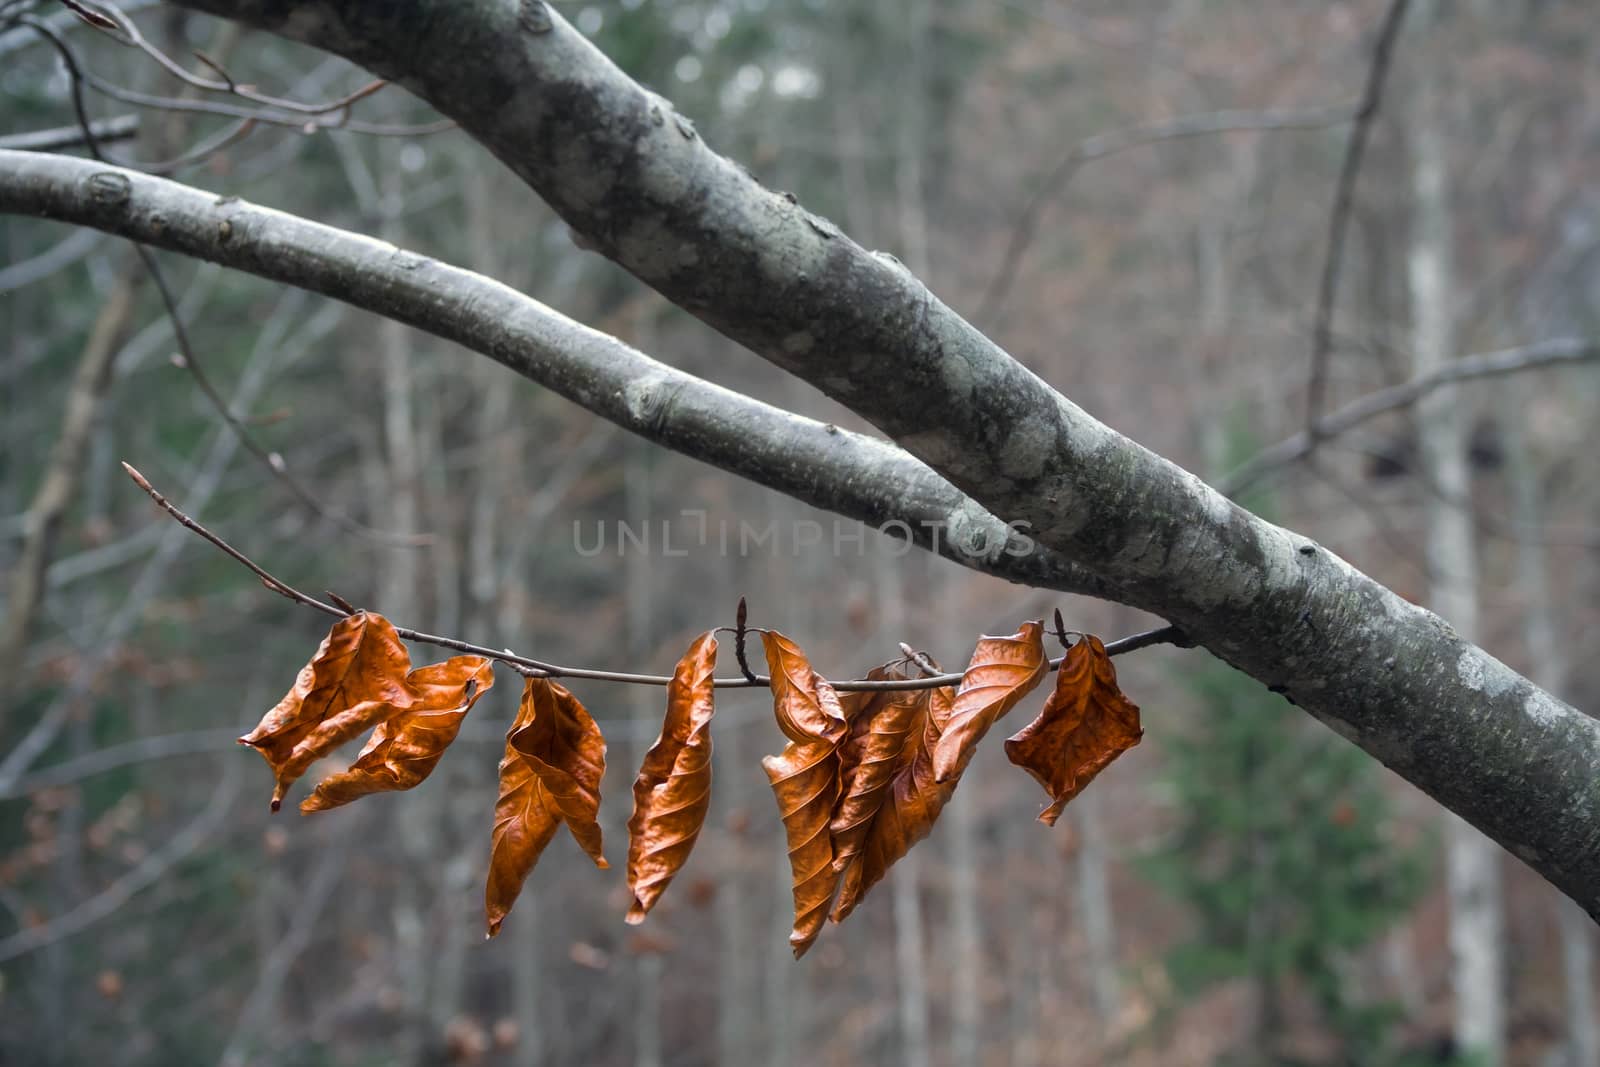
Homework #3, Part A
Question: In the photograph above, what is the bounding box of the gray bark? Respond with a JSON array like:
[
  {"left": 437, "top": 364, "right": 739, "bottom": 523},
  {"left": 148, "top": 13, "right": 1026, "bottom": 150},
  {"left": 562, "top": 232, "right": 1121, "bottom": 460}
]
[{"left": 6, "top": 0, "right": 1600, "bottom": 924}]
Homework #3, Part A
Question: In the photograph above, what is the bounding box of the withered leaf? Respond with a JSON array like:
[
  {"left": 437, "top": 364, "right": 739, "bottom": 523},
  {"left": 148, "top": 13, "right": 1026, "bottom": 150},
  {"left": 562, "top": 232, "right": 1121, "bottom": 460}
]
[
  {"left": 485, "top": 677, "right": 608, "bottom": 938},
  {"left": 832, "top": 680, "right": 958, "bottom": 922},
  {"left": 240, "top": 612, "right": 415, "bottom": 810},
  {"left": 300, "top": 656, "right": 496, "bottom": 813},
  {"left": 931, "top": 621, "right": 1048, "bottom": 784},
  {"left": 1004, "top": 635, "right": 1142, "bottom": 825},
  {"left": 831, "top": 662, "right": 925, "bottom": 877},
  {"left": 626, "top": 632, "right": 718, "bottom": 924},
  {"left": 760, "top": 631, "right": 846, "bottom": 958}
]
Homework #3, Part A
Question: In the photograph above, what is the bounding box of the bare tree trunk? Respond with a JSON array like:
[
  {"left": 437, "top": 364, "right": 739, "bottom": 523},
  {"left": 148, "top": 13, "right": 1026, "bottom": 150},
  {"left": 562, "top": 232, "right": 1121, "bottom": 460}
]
[
  {"left": 874, "top": 560, "right": 932, "bottom": 1067},
  {"left": 373, "top": 153, "right": 441, "bottom": 1067},
  {"left": 714, "top": 530, "right": 755, "bottom": 1066},
  {"left": 458, "top": 157, "right": 548, "bottom": 1067},
  {"left": 889, "top": 3, "right": 937, "bottom": 1062},
  {"left": 512, "top": 908, "right": 545, "bottom": 1067},
  {"left": 377, "top": 183, "right": 421, "bottom": 621},
  {"left": 0, "top": 267, "right": 138, "bottom": 723},
  {"left": 624, "top": 407, "right": 663, "bottom": 1067},
  {"left": 948, "top": 760, "right": 983, "bottom": 1065},
  {"left": 1072, "top": 786, "right": 1121, "bottom": 1031},
  {"left": 1408, "top": 11, "right": 1504, "bottom": 1059},
  {"left": 1504, "top": 379, "right": 1595, "bottom": 1067}
]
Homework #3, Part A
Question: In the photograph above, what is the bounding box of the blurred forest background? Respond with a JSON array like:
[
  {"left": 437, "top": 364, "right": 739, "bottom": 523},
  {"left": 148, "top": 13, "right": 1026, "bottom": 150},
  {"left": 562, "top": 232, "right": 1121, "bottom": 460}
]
[{"left": 2, "top": 1, "right": 1598, "bottom": 1064}]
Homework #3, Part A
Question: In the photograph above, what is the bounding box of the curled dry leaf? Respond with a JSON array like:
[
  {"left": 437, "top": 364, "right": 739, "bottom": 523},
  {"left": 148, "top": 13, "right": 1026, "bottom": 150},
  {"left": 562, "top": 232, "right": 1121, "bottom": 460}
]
[
  {"left": 485, "top": 677, "right": 608, "bottom": 938},
  {"left": 831, "top": 662, "right": 925, "bottom": 876},
  {"left": 832, "top": 678, "right": 958, "bottom": 922},
  {"left": 300, "top": 656, "right": 496, "bottom": 813},
  {"left": 1004, "top": 635, "right": 1142, "bottom": 825},
  {"left": 626, "top": 632, "right": 718, "bottom": 924},
  {"left": 759, "top": 631, "right": 847, "bottom": 958},
  {"left": 240, "top": 612, "right": 414, "bottom": 810},
  {"left": 931, "top": 620, "right": 1048, "bottom": 784}
]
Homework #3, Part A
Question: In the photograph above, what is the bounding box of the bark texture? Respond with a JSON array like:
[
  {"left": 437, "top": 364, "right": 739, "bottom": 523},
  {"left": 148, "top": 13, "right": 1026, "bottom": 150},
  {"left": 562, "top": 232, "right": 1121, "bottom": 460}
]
[{"left": 9, "top": 1, "right": 1600, "bottom": 921}]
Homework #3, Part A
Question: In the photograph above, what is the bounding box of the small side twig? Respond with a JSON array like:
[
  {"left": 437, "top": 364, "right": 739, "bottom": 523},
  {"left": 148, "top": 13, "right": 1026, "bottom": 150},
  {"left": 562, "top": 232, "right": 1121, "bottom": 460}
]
[
  {"left": 136, "top": 244, "right": 432, "bottom": 547},
  {"left": 324, "top": 590, "right": 357, "bottom": 614},
  {"left": 1051, "top": 607, "right": 1081, "bottom": 651},
  {"left": 1302, "top": 0, "right": 1413, "bottom": 437},
  {"left": 734, "top": 596, "right": 756, "bottom": 683},
  {"left": 897, "top": 642, "right": 942, "bottom": 678}
]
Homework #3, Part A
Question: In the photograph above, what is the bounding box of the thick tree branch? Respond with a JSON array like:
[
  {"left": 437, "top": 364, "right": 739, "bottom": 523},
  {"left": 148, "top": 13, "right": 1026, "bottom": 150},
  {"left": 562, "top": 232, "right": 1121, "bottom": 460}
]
[
  {"left": 0, "top": 148, "right": 1108, "bottom": 600},
  {"left": 149, "top": 1, "right": 1600, "bottom": 919}
]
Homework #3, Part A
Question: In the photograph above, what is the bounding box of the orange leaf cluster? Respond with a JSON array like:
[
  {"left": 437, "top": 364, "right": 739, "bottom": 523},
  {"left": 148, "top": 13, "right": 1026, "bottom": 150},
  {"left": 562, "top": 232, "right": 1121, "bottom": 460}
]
[
  {"left": 751, "top": 624, "right": 1051, "bottom": 954},
  {"left": 239, "top": 612, "right": 493, "bottom": 811},
  {"left": 240, "top": 611, "right": 1144, "bottom": 956}
]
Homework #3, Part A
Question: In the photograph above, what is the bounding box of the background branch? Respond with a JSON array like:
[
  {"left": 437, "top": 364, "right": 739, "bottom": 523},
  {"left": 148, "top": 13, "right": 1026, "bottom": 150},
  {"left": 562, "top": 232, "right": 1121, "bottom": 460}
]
[
  {"left": 1224, "top": 336, "right": 1600, "bottom": 495},
  {"left": 1301, "top": 0, "right": 1413, "bottom": 433}
]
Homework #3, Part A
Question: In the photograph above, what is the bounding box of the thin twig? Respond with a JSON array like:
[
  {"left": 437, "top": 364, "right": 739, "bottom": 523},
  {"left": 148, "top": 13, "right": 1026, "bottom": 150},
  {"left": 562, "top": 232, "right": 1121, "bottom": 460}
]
[
  {"left": 135, "top": 245, "right": 432, "bottom": 545},
  {"left": 977, "top": 102, "right": 1359, "bottom": 325},
  {"left": 1224, "top": 337, "right": 1599, "bottom": 495},
  {"left": 897, "top": 642, "right": 943, "bottom": 678},
  {"left": 137, "top": 116, "right": 256, "bottom": 176},
  {"left": 23, "top": 10, "right": 430, "bottom": 547},
  {"left": 18, "top": 11, "right": 448, "bottom": 139},
  {"left": 76, "top": 0, "right": 389, "bottom": 118},
  {"left": 1301, "top": 0, "right": 1412, "bottom": 436},
  {"left": 0, "top": 113, "right": 138, "bottom": 151},
  {"left": 124, "top": 464, "right": 1188, "bottom": 692}
]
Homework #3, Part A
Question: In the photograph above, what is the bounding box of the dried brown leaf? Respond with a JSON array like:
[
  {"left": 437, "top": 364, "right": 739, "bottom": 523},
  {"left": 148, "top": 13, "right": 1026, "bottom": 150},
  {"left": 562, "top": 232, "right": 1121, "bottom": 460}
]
[
  {"left": 759, "top": 631, "right": 846, "bottom": 958},
  {"left": 831, "top": 682, "right": 957, "bottom": 922},
  {"left": 931, "top": 621, "right": 1048, "bottom": 784},
  {"left": 626, "top": 632, "right": 718, "bottom": 924},
  {"left": 300, "top": 656, "right": 495, "bottom": 813},
  {"left": 830, "top": 662, "right": 925, "bottom": 876},
  {"left": 240, "top": 612, "right": 414, "bottom": 810},
  {"left": 1004, "top": 635, "right": 1142, "bottom": 825},
  {"left": 485, "top": 743, "right": 558, "bottom": 940},
  {"left": 485, "top": 677, "right": 609, "bottom": 938}
]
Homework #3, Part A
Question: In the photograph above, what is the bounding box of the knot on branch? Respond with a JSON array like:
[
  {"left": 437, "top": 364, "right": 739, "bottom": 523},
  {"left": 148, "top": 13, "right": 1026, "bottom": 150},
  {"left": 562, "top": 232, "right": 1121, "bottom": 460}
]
[
  {"left": 519, "top": 0, "right": 554, "bottom": 34},
  {"left": 85, "top": 171, "right": 131, "bottom": 208}
]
